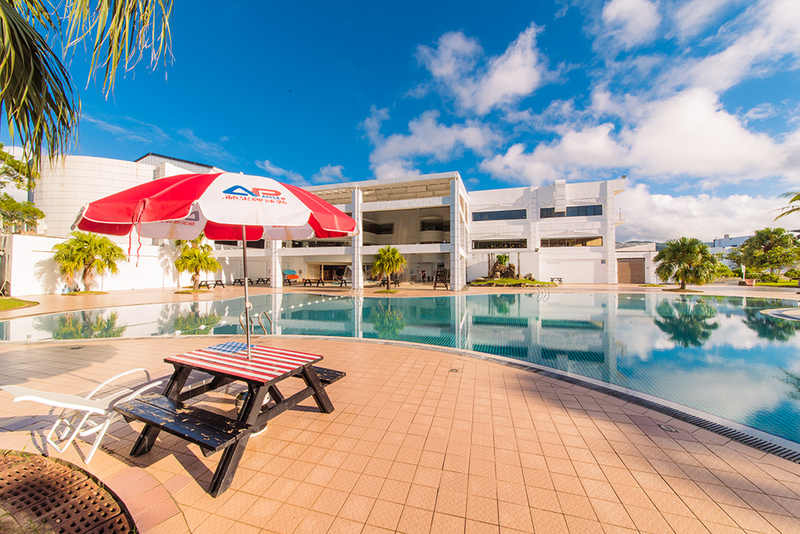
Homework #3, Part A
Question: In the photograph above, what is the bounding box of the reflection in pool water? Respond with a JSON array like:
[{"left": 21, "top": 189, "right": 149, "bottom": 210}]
[{"left": 4, "top": 292, "right": 800, "bottom": 446}]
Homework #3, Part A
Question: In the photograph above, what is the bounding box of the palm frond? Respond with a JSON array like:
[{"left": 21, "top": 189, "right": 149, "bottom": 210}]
[
  {"left": 64, "top": 0, "right": 173, "bottom": 95},
  {"left": 774, "top": 191, "right": 800, "bottom": 220},
  {"left": 0, "top": 0, "right": 77, "bottom": 171}
]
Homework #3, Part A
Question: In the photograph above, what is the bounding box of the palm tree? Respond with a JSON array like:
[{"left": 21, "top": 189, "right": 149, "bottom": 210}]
[
  {"left": 654, "top": 237, "right": 717, "bottom": 290},
  {"left": 175, "top": 243, "right": 221, "bottom": 290},
  {"left": 1, "top": 1, "right": 172, "bottom": 172},
  {"left": 371, "top": 246, "right": 407, "bottom": 288},
  {"left": 737, "top": 227, "right": 799, "bottom": 276},
  {"left": 52, "top": 231, "right": 126, "bottom": 291}
]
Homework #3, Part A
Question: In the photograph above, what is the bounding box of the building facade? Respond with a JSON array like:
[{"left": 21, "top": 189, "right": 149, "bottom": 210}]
[{"left": 3, "top": 154, "right": 653, "bottom": 295}]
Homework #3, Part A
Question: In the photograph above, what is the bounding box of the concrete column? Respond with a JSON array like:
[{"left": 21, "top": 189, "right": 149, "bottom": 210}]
[
  {"left": 269, "top": 239, "right": 282, "bottom": 288},
  {"left": 351, "top": 187, "right": 364, "bottom": 289},
  {"left": 602, "top": 182, "right": 617, "bottom": 284},
  {"left": 450, "top": 179, "right": 462, "bottom": 291},
  {"left": 271, "top": 292, "right": 283, "bottom": 335}
]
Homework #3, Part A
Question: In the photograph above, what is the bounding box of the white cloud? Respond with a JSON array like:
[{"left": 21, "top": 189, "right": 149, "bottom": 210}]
[
  {"left": 480, "top": 123, "right": 626, "bottom": 184},
  {"left": 311, "top": 164, "right": 348, "bottom": 184},
  {"left": 672, "top": 0, "right": 740, "bottom": 40},
  {"left": 360, "top": 106, "right": 390, "bottom": 145},
  {"left": 177, "top": 129, "right": 237, "bottom": 163},
  {"left": 622, "top": 88, "right": 786, "bottom": 179},
  {"left": 417, "top": 24, "right": 553, "bottom": 115},
  {"left": 83, "top": 114, "right": 168, "bottom": 144},
  {"left": 254, "top": 159, "right": 305, "bottom": 184},
  {"left": 366, "top": 110, "right": 501, "bottom": 179},
  {"left": 601, "top": 0, "right": 662, "bottom": 49},
  {"left": 663, "top": 0, "right": 800, "bottom": 92},
  {"left": 743, "top": 102, "right": 777, "bottom": 122},
  {"left": 372, "top": 160, "right": 421, "bottom": 180},
  {"left": 482, "top": 88, "right": 793, "bottom": 187},
  {"left": 616, "top": 183, "right": 788, "bottom": 242},
  {"left": 416, "top": 31, "right": 481, "bottom": 81}
]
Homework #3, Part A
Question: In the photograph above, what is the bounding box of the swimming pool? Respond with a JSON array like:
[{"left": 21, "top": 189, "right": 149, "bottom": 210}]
[{"left": 4, "top": 292, "right": 800, "bottom": 448}]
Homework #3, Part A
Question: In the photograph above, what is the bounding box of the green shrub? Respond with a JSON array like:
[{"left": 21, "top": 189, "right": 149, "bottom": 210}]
[
  {"left": 785, "top": 268, "right": 800, "bottom": 279},
  {"left": 714, "top": 264, "right": 735, "bottom": 278},
  {"left": 760, "top": 273, "right": 780, "bottom": 283}
]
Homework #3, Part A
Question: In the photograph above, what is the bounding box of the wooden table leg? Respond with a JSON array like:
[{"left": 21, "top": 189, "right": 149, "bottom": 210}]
[
  {"left": 131, "top": 366, "right": 192, "bottom": 457},
  {"left": 209, "top": 384, "right": 269, "bottom": 497},
  {"left": 302, "top": 366, "right": 335, "bottom": 413}
]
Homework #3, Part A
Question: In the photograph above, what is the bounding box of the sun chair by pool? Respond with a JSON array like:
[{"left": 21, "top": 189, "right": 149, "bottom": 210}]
[{"left": 1, "top": 369, "right": 164, "bottom": 463}]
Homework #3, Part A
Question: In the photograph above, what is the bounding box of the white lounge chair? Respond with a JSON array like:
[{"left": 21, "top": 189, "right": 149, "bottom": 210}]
[{"left": 1, "top": 369, "right": 164, "bottom": 463}]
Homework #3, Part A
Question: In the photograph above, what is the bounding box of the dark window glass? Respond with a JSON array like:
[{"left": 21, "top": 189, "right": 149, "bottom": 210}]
[
  {"left": 214, "top": 239, "right": 264, "bottom": 248},
  {"left": 472, "top": 239, "right": 527, "bottom": 249},
  {"left": 541, "top": 205, "right": 602, "bottom": 218},
  {"left": 540, "top": 237, "right": 603, "bottom": 247},
  {"left": 472, "top": 209, "right": 527, "bottom": 222}
]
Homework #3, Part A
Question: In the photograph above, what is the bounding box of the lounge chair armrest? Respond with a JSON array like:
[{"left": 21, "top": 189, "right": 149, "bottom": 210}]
[
  {"left": 87, "top": 368, "right": 151, "bottom": 400},
  {"left": 105, "top": 377, "right": 168, "bottom": 407}
]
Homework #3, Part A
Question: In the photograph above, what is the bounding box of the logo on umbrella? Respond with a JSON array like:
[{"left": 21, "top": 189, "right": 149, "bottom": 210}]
[{"left": 222, "top": 185, "right": 287, "bottom": 204}]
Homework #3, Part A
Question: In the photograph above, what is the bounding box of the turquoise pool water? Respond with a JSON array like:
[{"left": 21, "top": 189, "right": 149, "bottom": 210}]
[{"left": 4, "top": 292, "right": 800, "bottom": 446}]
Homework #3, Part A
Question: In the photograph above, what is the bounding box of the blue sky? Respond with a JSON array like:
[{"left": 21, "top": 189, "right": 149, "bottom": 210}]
[{"left": 8, "top": 0, "right": 800, "bottom": 242}]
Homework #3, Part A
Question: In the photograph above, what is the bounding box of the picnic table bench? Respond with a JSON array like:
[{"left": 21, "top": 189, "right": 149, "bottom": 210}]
[
  {"left": 255, "top": 277, "right": 270, "bottom": 285},
  {"left": 115, "top": 342, "right": 344, "bottom": 497},
  {"left": 198, "top": 280, "right": 225, "bottom": 289},
  {"left": 232, "top": 278, "right": 252, "bottom": 286},
  {"left": 550, "top": 277, "right": 563, "bottom": 284},
  {"left": 303, "top": 278, "right": 325, "bottom": 287}
]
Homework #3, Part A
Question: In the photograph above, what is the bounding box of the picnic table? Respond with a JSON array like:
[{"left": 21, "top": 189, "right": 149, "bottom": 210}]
[
  {"left": 303, "top": 278, "right": 325, "bottom": 287},
  {"left": 198, "top": 280, "right": 225, "bottom": 289},
  {"left": 337, "top": 278, "right": 348, "bottom": 287},
  {"left": 115, "top": 342, "right": 343, "bottom": 497},
  {"left": 232, "top": 278, "right": 253, "bottom": 286},
  {"left": 550, "top": 277, "right": 563, "bottom": 284},
  {"left": 255, "top": 277, "right": 270, "bottom": 285}
]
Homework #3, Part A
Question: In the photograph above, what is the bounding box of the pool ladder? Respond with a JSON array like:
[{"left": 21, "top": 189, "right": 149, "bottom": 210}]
[{"left": 238, "top": 310, "right": 273, "bottom": 335}]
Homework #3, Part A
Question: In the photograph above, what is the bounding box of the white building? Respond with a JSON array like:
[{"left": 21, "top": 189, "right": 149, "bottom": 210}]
[{"left": 1, "top": 154, "right": 656, "bottom": 296}]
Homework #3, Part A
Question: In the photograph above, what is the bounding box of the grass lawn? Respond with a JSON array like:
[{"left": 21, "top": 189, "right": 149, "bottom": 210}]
[
  {"left": 61, "top": 291, "right": 107, "bottom": 296},
  {"left": 375, "top": 289, "right": 399, "bottom": 294},
  {"left": 0, "top": 297, "right": 38, "bottom": 311},
  {"left": 175, "top": 289, "right": 212, "bottom": 294},
  {"left": 756, "top": 281, "right": 800, "bottom": 287}
]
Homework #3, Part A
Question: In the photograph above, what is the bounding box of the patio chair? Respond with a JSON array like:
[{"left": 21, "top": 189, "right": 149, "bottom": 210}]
[{"left": 1, "top": 368, "right": 164, "bottom": 463}]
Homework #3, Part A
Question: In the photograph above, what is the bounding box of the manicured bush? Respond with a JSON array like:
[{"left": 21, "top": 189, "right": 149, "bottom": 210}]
[{"left": 785, "top": 268, "right": 800, "bottom": 279}]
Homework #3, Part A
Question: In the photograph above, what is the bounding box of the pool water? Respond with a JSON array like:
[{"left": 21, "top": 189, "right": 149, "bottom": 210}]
[{"left": 4, "top": 292, "right": 800, "bottom": 446}]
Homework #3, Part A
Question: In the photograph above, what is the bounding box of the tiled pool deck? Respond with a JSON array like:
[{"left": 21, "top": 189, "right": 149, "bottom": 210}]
[{"left": 3, "top": 283, "right": 800, "bottom": 533}]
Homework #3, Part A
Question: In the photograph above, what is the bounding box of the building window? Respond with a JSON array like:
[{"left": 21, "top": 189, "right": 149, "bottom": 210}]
[
  {"left": 540, "top": 204, "right": 603, "bottom": 218},
  {"left": 472, "top": 239, "right": 527, "bottom": 249},
  {"left": 214, "top": 239, "right": 265, "bottom": 249},
  {"left": 363, "top": 221, "right": 395, "bottom": 234},
  {"left": 472, "top": 209, "right": 527, "bottom": 222},
  {"left": 541, "top": 237, "right": 603, "bottom": 247}
]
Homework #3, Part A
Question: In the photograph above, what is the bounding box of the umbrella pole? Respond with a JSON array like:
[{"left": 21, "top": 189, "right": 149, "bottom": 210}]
[{"left": 242, "top": 225, "right": 252, "bottom": 359}]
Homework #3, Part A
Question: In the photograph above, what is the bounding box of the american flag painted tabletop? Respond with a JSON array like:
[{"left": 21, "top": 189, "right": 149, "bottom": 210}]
[{"left": 165, "top": 342, "right": 322, "bottom": 384}]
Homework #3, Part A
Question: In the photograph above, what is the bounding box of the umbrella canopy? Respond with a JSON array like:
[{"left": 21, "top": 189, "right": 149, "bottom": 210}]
[
  {"left": 72, "top": 172, "right": 358, "bottom": 357},
  {"left": 73, "top": 172, "right": 357, "bottom": 241}
]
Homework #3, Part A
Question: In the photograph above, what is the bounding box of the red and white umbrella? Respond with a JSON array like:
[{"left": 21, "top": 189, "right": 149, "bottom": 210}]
[{"left": 72, "top": 172, "right": 358, "bottom": 356}]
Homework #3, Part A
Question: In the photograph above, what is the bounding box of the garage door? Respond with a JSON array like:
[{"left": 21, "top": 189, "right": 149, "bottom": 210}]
[{"left": 618, "top": 258, "right": 645, "bottom": 284}]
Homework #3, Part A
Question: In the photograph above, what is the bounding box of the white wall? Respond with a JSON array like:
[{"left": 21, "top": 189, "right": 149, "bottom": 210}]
[
  {"left": 7, "top": 234, "right": 196, "bottom": 296},
  {"left": 34, "top": 156, "right": 156, "bottom": 239}
]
